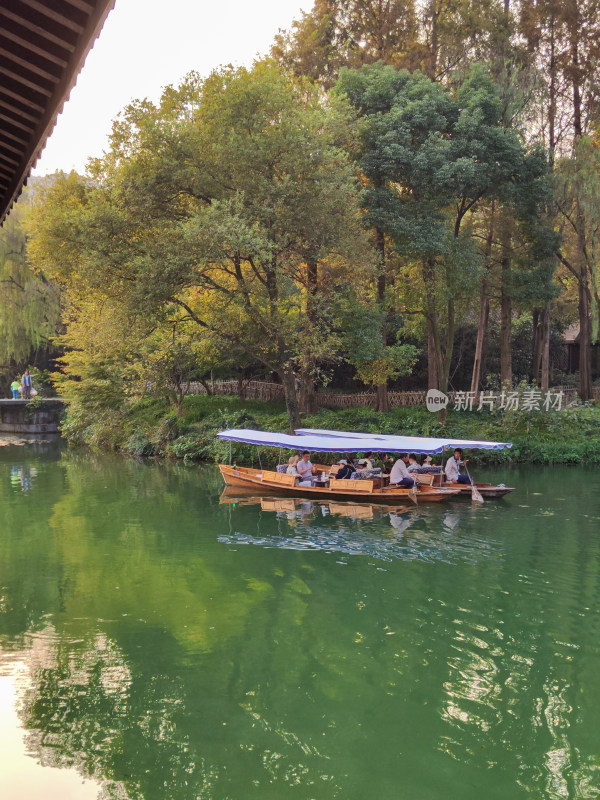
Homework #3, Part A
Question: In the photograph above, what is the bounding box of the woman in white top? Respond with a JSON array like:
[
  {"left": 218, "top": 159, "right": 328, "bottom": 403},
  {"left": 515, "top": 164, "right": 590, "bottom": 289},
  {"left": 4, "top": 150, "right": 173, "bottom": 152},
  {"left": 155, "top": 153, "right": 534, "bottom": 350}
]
[{"left": 286, "top": 456, "right": 300, "bottom": 476}]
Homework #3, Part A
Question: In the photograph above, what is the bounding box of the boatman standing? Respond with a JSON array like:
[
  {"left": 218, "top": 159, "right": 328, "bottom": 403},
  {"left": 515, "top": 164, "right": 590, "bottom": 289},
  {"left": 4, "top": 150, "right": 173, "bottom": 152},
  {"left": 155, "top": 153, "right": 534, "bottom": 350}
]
[
  {"left": 445, "top": 448, "right": 472, "bottom": 484},
  {"left": 389, "top": 454, "right": 416, "bottom": 488}
]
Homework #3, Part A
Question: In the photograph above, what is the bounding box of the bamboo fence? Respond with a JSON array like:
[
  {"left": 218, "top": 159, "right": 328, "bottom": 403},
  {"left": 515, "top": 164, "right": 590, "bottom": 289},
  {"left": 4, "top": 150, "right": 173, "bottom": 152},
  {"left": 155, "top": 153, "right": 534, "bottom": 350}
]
[{"left": 188, "top": 380, "right": 599, "bottom": 408}]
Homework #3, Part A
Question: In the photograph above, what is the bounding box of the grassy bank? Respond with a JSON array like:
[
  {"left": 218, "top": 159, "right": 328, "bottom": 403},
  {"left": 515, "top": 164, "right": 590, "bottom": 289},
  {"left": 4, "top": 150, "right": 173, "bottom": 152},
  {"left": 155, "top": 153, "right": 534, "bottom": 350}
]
[{"left": 60, "top": 393, "right": 600, "bottom": 466}]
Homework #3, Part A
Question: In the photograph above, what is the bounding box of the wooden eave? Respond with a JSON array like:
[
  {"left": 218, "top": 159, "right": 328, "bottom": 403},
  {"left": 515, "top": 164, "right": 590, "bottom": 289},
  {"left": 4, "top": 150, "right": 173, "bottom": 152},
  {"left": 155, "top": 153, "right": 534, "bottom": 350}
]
[{"left": 0, "top": 0, "right": 115, "bottom": 224}]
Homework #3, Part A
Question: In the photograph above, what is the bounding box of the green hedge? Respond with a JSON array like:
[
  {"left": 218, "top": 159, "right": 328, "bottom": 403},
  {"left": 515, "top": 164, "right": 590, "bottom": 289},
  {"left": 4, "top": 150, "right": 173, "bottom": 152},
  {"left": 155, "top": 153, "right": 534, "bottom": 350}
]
[{"left": 59, "top": 392, "right": 600, "bottom": 466}]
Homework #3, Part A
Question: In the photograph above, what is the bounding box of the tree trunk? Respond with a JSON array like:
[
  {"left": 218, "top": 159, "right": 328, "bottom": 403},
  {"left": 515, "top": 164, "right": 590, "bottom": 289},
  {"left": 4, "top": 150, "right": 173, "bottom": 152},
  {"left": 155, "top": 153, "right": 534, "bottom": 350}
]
[
  {"left": 198, "top": 377, "right": 213, "bottom": 396},
  {"left": 540, "top": 302, "right": 551, "bottom": 392},
  {"left": 425, "top": 0, "right": 438, "bottom": 80},
  {"left": 376, "top": 382, "right": 390, "bottom": 412},
  {"left": 471, "top": 206, "right": 494, "bottom": 393},
  {"left": 532, "top": 307, "right": 542, "bottom": 382},
  {"left": 471, "top": 276, "right": 489, "bottom": 393},
  {"left": 578, "top": 254, "right": 592, "bottom": 400},
  {"left": 375, "top": 228, "right": 389, "bottom": 411},
  {"left": 423, "top": 258, "right": 443, "bottom": 391},
  {"left": 299, "top": 367, "right": 316, "bottom": 414},
  {"left": 237, "top": 373, "right": 246, "bottom": 403},
  {"left": 500, "top": 222, "right": 512, "bottom": 387},
  {"left": 299, "top": 258, "right": 318, "bottom": 414},
  {"left": 281, "top": 367, "right": 301, "bottom": 431},
  {"left": 441, "top": 296, "right": 455, "bottom": 392},
  {"left": 570, "top": 21, "right": 592, "bottom": 401}
]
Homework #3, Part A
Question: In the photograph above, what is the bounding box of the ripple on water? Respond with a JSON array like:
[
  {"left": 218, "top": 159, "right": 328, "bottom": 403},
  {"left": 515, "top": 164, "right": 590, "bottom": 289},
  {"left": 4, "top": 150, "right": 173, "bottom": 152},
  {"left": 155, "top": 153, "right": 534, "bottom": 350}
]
[{"left": 218, "top": 504, "right": 504, "bottom": 567}]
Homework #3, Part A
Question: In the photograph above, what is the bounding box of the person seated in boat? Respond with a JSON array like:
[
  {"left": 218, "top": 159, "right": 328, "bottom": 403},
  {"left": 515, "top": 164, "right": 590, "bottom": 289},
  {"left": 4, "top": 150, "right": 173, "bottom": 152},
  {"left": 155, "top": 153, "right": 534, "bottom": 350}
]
[
  {"left": 296, "top": 451, "right": 316, "bottom": 482},
  {"left": 407, "top": 454, "right": 421, "bottom": 473},
  {"left": 381, "top": 453, "right": 394, "bottom": 472},
  {"left": 445, "top": 448, "right": 472, "bottom": 484},
  {"left": 334, "top": 459, "right": 355, "bottom": 480},
  {"left": 355, "top": 459, "right": 372, "bottom": 473},
  {"left": 364, "top": 452, "right": 376, "bottom": 469},
  {"left": 286, "top": 456, "right": 300, "bottom": 476},
  {"left": 389, "top": 454, "right": 416, "bottom": 488}
]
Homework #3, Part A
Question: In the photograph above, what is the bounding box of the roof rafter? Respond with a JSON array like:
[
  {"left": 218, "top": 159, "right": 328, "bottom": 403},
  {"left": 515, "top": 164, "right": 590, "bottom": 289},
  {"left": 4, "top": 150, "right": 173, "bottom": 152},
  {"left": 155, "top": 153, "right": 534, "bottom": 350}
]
[{"left": 0, "top": 0, "right": 115, "bottom": 224}]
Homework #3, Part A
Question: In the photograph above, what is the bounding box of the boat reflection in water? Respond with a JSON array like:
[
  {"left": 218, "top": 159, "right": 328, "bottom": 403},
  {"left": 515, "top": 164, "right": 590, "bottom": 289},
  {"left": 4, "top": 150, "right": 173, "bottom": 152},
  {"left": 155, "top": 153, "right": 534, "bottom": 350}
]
[{"left": 218, "top": 489, "right": 496, "bottom": 565}]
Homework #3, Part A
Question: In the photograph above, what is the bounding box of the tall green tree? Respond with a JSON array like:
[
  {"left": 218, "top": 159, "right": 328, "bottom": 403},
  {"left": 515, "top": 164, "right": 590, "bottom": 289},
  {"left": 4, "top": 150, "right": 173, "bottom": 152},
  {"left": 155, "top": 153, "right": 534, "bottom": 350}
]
[
  {"left": 337, "top": 63, "right": 546, "bottom": 394},
  {"left": 520, "top": 0, "right": 600, "bottom": 398},
  {"left": 27, "top": 63, "right": 371, "bottom": 429}
]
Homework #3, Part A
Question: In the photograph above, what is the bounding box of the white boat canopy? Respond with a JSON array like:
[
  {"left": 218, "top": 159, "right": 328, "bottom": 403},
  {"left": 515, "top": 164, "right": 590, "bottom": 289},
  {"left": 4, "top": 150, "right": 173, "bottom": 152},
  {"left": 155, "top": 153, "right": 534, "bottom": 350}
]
[
  {"left": 217, "top": 428, "right": 450, "bottom": 454},
  {"left": 294, "top": 428, "right": 512, "bottom": 451}
]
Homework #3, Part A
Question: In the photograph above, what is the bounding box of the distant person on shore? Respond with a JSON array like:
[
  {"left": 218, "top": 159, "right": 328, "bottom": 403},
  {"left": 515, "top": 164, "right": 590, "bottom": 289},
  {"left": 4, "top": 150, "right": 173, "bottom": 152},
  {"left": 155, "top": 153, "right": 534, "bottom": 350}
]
[
  {"left": 389, "top": 454, "right": 416, "bottom": 488},
  {"left": 21, "top": 369, "right": 32, "bottom": 399},
  {"left": 10, "top": 378, "right": 20, "bottom": 399},
  {"left": 445, "top": 448, "right": 472, "bottom": 484}
]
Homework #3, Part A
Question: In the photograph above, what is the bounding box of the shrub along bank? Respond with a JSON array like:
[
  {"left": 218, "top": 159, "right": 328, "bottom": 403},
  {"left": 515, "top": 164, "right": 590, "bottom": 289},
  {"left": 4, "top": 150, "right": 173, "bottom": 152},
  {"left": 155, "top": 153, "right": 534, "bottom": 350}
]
[{"left": 59, "top": 394, "right": 600, "bottom": 466}]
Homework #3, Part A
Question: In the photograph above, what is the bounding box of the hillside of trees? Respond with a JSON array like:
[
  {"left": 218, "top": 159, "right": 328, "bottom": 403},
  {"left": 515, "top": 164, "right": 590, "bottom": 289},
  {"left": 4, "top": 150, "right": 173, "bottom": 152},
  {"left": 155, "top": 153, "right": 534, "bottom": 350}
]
[{"left": 2, "top": 0, "right": 599, "bottom": 431}]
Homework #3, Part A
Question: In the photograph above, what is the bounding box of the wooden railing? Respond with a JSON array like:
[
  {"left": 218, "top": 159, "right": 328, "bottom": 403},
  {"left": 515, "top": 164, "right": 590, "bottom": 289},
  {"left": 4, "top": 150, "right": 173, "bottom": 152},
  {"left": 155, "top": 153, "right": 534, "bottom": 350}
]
[{"left": 188, "top": 381, "right": 599, "bottom": 407}]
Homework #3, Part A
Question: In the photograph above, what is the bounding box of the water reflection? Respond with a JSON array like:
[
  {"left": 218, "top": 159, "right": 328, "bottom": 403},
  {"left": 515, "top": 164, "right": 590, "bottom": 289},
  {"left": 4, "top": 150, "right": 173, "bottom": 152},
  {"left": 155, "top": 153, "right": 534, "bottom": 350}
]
[
  {"left": 0, "top": 450, "right": 599, "bottom": 799},
  {"left": 9, "top": 463, "right": 38, "bottom": 492},
  {"left": 218, "top": 491, "right": 501, "bottom": 566}
]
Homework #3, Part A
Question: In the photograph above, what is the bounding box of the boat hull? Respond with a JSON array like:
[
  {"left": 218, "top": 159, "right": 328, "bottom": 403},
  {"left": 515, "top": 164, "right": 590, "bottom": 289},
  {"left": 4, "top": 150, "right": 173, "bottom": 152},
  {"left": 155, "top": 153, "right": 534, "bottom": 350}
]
[
  {"left": 219, "top": 465, "right": 460, "bottom": 503},
  {"left": 441, "top": 482, "right": 515, "bottom": 498}
]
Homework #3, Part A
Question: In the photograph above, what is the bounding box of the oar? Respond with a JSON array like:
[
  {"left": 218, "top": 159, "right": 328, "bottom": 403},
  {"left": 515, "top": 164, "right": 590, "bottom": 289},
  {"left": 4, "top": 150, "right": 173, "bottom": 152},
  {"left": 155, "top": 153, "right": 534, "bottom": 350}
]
[
  {"left": 464, "top": 462, "right": 484, "bottom": 504},
  {"left": 409, "top": 477, "right": 418, "bottom": 504}
]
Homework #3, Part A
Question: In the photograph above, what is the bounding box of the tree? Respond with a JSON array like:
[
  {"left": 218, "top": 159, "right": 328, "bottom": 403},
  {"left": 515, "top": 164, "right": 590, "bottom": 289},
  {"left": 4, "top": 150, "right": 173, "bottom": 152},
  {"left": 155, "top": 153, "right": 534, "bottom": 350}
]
[
  {"left": 27, "top": 64, "right": 371, "bottom": 430},
  {"left": 519, "top": 0, "right": 600, "bottom": 398},
  {"left": 272, "top": 0, "right": 420, "bottom": 88},
  {"left": 337, "top": 63, "right": 540, "bottom": 396},
  {"left": 0, "top": 191, "right": 61, "bottom": 379},
  {"left": 273, "top": 0, "right": 511, "bottom": 87}
]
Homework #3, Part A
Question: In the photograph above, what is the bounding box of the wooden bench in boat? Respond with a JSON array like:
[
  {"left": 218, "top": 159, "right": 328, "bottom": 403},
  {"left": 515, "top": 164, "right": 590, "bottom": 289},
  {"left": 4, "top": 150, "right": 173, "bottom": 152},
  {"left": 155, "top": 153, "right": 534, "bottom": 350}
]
[
  {"left": 414, "top": 474, "right": 435, "bottom": 485},
  {"left": 260, "top": 470, "right": 297, "bottom": 486},
  {"left": 330, "top": 478, "right": 374, "bottom": 493}
]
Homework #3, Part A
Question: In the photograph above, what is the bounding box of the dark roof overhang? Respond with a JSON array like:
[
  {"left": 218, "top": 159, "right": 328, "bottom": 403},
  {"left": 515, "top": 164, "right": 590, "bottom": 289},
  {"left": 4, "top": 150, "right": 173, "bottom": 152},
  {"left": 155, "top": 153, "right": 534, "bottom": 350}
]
[{"left": 0, "top": 0, "right": 115, "bottom": 224}]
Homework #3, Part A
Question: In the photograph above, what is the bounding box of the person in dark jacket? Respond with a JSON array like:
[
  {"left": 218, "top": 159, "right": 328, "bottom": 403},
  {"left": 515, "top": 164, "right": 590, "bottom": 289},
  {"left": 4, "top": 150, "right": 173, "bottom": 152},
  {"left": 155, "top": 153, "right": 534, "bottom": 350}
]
[{"left": 335, "top": 459, "right": 355, "bottom": 480}]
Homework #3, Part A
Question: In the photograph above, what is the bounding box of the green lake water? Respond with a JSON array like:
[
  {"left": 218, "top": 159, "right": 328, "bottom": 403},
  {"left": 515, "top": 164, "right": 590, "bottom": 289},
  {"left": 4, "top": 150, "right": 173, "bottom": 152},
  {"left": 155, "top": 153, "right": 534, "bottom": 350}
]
[{"left": 1, "top": 439, "right": 599, "bottom": 800}]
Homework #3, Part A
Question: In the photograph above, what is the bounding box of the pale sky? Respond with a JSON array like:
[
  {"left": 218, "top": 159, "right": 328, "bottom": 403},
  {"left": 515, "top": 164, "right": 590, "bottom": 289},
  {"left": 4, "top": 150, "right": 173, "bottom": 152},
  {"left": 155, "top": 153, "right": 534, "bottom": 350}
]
[{"left": 32, "top": 0, "right": 307, "bottom": 176}]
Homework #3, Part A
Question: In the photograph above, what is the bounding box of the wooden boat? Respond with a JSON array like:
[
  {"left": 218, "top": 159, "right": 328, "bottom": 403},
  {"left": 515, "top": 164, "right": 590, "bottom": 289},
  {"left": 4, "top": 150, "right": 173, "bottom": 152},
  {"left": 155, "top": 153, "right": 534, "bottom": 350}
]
[
  {"left": 219, "top": 464, "right": 461, "bottom": 503},
  {"left": 217, "top": 427, "right": 514, "bottom": 505}
]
